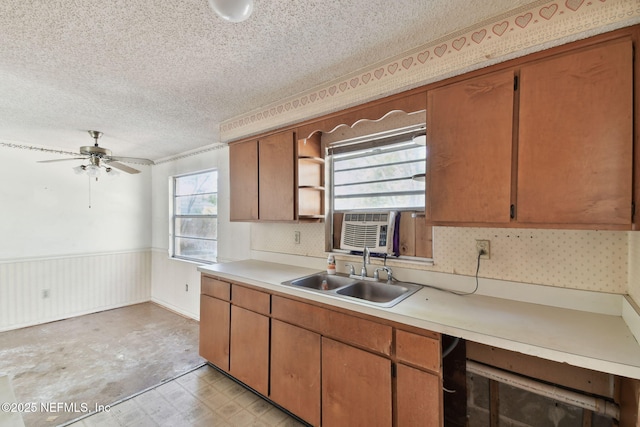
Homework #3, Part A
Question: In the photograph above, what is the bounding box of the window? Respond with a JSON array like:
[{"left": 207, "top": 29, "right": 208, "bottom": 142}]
[
  {"left": 330, "top": 130, "right": 426, "bottom": 212},
  {"left": 326, "top": 126, "right": 429, "bottom": 257},
  {"left": 171, "top": 169, "right": 218, "bottom": 263}
]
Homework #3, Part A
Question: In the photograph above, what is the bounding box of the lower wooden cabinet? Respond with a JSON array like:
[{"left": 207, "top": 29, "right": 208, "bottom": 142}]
[
  {"left": 322, "top": 337, "right": 393, "bottom": 426},
  {"left": 270, "top": 319, "right": 321, "bottom": 426},
  {"left": 199, "top": 295, "right": 230, "bottom": 371},
  {"left": 200, "top": 274, "right": 444, "bottom": 426},
  {"left": 396, "top": 329, "right": 443, "bottom": 426},
  {"left": 396, "top": 364, "right": 442, "bottom": 426},
  {"left": 229, "top": 305, "right": 270, "bottom": 396}
]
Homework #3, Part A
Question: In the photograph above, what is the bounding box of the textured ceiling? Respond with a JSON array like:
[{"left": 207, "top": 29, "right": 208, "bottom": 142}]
[{"left": 0, "top": 0, "right": 536, "bottom": 161}]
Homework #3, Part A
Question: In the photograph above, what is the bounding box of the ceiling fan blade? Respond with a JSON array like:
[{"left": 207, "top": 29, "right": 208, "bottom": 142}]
[
  {"left": 108, "top": 155, "right": 154, "bottom": 165},
  {"left": 38, "top": 157, "right": 88, "bottom": 163},
  {"left": 105, "top": 160, "right": 141, "bottom": 174}
]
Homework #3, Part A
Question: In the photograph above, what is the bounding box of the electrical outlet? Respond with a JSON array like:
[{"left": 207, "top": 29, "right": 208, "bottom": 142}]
[
  {"left": 476, "top": 240, "right": 490, "bottom": 259},
  {"left": 42, "top": 289, "right": 50, "bottom": 299},
  {"left": 294, "top": 231, "right": 301, "bottom": 244}
]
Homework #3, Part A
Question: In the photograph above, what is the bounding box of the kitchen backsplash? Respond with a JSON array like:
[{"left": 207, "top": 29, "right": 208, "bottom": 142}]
[
  {"left": 434, "top": 227, "right": 627, "bottom": 293},
  {"left": 251, "top": 223, "right": 630, "bottom": 294}
]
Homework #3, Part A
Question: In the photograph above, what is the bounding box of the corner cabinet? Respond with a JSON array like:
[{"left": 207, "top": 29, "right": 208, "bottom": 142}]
[
  {"left": 200, "top": 273, "right": 444, "bottom": 426},
  {"left": 229, "top": 130, "right": 324, "bottom": 222},
  {"left": 427, "top": 37, "right": 634, "bottom": 229}
]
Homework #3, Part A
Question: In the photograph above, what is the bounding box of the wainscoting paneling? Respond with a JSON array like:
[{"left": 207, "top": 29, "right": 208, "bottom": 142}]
[{"left": 0, "top": 250, "right": 151, "bottom": 332}]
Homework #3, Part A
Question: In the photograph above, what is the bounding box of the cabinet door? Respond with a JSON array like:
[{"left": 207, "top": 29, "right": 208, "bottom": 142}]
[
  {"left": 270, "top": 320, "right": 321, "bottom": 426},
  {"left": 229, "top": 305, "right": 269, "bottom": 395},
  {"left": 229, "top": 140, "right": 259, "bottom": 221},
  {"left": 397, "top": 364, "right": 442, "bottom": 427},
  {"left": 199, "top": 295, "right": 230, "bottom": 371},
  {"left": 517, "top": 39, "right": 633, "bottom": 225},
  {"left": 259, "top": 131, "right": 295, "bottom": 221},
  {"left": 427, "top": 70, "right": 515, "bottom": 223},
  {"left": 322, "top": 337, "right": 392, "bottom": 426}
]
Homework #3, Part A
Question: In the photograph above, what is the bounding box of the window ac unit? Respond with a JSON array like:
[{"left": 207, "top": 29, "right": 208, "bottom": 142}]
[{"left": 339, "top": 211, "right": 399, "bottom": 255}]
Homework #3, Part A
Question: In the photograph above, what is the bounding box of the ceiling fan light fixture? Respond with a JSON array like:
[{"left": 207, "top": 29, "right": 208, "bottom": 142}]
[
  {"left": 208, "top": 0, "right": 253, "bottom": 22},
  {"left": 105, "top": 167, "right": 119, "bottom": 177},
  {"left": 85, "top": 164, "right": 101, "bottom": 178},
  {"left": 40, "top": 130, "right": 151, "bottom": 177}
]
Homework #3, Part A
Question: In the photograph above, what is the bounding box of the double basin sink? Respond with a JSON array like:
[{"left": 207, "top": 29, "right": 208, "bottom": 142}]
[{"left": 281, "top": 272, "right": 422, "bottom": 308}]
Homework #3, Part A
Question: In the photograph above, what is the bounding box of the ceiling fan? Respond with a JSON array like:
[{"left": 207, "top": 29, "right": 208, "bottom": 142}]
[{"left": 38, "top": 130, "right": 154, "bottom": 178}]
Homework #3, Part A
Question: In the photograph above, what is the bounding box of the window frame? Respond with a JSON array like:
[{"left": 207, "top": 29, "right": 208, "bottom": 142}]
[
  {"left": 325, "top": 125, "right": 431, "bottom": 259},
  {"left": 169, "top": 168, "right": 218, "bottom": 264}
]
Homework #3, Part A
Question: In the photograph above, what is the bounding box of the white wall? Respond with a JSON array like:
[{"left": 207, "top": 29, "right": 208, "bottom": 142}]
[
  {"left": 149, "top": 145, "right": 251, "bottom": 319},
  {"left": 0, "top": 145, "right": 152, "bottom": 331}
]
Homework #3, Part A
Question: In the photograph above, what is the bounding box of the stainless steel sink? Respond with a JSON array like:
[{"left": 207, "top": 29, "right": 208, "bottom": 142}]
[
  {"left": 336, "top": 281, "right": 418, "bottom": 304},
  {"left": 281, "top": 272, "right": 421, "bottom": 308},
  {"left": 284, "top": 273, "right": 356, "bottom": 290}
]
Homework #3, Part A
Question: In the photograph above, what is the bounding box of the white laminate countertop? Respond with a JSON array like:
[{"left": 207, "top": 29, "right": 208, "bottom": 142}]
[{"left": 198, "top": 259, "right": 640, "bottom": 379}]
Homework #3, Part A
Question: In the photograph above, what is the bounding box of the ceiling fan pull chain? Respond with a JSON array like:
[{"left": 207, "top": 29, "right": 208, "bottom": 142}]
[{"left": 88, "top": 176, "right": 92, "bottom": 209}]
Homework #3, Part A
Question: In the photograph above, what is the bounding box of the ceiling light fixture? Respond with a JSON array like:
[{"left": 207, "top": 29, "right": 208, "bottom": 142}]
[
  {"left": 208, "top": 0, "right": 254, "bottom": 22},
  {"left": 73, "top": 157, "right": 119, "bottom": 181}
]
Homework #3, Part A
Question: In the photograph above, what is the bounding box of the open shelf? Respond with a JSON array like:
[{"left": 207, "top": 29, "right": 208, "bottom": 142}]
[{"left": 297, "top": 133, "right": 325, "bottom": 221}]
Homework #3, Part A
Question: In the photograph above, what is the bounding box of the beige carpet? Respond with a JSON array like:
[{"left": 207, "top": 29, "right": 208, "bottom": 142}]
[{"left": 0, "top": 303, "right": 204, "bottom": 427}]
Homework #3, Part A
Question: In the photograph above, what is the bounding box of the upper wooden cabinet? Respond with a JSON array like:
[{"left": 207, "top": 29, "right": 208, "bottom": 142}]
[
  {"left": 427, "top": 70, "right": 515, "bottom": 224},
  {"left": 427, "top": 37, "right": 634, "bottom": 229},
  {"left": 258, "top": 131, "right": 296, "bottom": 221},
  {"left": 229, "top": 130, "right": 324, "bottom": 222},
  {"left": 229, "top": 140, "right": 259, "bottom": 221},
  {"left": 517, "top": 39, "right": 633, "bottom": 226}
]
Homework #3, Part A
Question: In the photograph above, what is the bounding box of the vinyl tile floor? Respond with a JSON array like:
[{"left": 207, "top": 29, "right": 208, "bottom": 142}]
[{"left": 65, "top": 364, "right": 308, "bottom": 427}]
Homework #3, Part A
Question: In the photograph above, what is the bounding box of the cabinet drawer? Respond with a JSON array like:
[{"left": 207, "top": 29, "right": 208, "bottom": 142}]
[
  {"left": 201, "top": 275, "right": 231, "bottom": 301},
  {"left": 232, "top": 285, "right": 270, "bottom": 315},
  {"left": 272, "top": 296, "right": 392, "bottom": 355},
  {"left": 396, "top": 329, "right": 441, "bottom": 373}
]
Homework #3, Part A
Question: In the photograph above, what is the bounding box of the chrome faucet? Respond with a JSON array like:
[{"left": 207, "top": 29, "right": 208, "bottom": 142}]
[
  {"left": 361, "top": 247, "right": 370, "bottom": 278},
  {"left": 345, "top": 263, "right": 356, "bottom": 276},
  {"left": 374, "top": 266, "right": 393, "bottom": 282}
]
